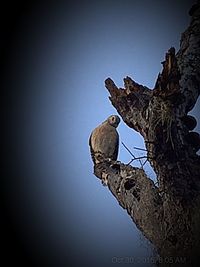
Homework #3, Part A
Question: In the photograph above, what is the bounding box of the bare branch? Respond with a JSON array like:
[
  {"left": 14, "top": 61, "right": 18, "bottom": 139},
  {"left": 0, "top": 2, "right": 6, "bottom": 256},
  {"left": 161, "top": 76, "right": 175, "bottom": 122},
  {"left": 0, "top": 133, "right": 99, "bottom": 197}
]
[
  {"left": 177, "top": 3, "right": 200, "bottom": 113},
  {"left": 94, "top": 161, "right": 164, "bottom": 247},
  {"left": 121, "top": 141, "right": 143, "bottom": 167}
]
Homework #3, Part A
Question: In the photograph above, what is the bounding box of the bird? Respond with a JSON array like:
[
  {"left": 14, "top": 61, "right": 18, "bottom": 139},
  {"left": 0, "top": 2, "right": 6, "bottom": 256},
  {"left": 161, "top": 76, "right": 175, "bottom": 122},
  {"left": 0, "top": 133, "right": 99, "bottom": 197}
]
[{"left": 89, "top": 115, "right": 120, "bottom": 165}]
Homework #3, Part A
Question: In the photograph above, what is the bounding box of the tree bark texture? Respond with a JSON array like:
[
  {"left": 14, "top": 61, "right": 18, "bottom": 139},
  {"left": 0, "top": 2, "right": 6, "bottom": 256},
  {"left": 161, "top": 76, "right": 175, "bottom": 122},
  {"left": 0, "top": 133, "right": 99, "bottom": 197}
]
[{"left": 92, "top": 3, "right": 200, "bottom": 266}]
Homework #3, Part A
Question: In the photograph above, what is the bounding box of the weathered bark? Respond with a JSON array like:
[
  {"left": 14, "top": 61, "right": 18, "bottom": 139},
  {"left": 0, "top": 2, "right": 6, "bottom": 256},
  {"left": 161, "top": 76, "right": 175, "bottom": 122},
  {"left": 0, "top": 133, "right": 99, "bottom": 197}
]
[{"left": 92, "top": 3, "right": 200, "bottom": 266}]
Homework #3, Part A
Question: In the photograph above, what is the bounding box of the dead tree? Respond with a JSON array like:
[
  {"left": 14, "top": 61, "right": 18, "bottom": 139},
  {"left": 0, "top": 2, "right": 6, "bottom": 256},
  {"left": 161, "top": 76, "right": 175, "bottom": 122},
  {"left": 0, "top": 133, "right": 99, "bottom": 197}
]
[{"left": 92, "top": 3, "right": 200, "bottom": 266}]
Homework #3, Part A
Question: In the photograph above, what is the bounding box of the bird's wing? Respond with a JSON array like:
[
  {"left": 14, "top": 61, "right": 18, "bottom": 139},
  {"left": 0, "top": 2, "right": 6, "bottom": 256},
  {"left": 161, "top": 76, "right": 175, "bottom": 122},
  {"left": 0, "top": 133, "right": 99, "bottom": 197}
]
[
  {"left": 112, "top": 130, "right": 119, "bottom": 161},
  {"left": 89, "top": 131, "right": 96, "bottom": 163}
]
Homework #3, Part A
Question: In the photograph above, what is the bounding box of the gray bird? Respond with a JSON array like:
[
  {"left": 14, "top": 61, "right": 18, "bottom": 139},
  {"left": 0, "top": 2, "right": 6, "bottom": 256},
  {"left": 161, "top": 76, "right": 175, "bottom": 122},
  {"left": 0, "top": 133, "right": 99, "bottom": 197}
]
[{"left": 89, "top": 115, "right": 120, "bottom": 164}]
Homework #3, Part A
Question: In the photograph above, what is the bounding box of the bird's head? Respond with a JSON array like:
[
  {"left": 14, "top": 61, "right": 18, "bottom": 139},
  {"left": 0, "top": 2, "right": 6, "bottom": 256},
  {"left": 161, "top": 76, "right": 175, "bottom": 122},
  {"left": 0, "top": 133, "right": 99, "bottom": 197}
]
[{"left": 107, "top": 115, "right": 120, "bottom": 128}]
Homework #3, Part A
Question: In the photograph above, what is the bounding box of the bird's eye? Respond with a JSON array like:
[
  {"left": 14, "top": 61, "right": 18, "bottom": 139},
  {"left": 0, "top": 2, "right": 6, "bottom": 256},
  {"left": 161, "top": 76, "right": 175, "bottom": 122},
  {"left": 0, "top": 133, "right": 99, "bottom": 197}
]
[{"left": 112, "top": 116, "right": 115, "bottom": 121}]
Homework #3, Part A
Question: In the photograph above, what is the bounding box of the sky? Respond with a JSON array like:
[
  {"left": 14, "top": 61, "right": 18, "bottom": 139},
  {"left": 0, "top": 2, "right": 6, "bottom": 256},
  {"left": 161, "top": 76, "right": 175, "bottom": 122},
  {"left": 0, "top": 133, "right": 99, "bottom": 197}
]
[{"left": 2, "top": 1, "right": 199, "bottom": 266}]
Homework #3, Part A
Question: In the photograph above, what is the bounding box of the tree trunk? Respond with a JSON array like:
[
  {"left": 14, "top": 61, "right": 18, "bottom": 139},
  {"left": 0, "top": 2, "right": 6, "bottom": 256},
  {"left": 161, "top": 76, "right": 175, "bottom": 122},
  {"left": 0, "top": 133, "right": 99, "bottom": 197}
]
[{"left": 92, "top": 3, "right": 200, "bottom": 266}]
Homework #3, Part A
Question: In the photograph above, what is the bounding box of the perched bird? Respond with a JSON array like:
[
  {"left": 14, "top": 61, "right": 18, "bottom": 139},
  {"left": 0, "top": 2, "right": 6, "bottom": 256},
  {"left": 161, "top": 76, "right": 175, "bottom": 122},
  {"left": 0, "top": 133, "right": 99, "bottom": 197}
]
[{"left": 89, "top": 115, "right": 120, "bottom": 164}]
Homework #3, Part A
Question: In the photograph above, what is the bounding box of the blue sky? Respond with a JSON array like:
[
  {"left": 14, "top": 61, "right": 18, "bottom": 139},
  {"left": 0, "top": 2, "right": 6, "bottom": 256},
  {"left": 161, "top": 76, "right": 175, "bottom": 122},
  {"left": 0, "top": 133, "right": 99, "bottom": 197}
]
[{"left": 4, "top": 1, "right": 199, "bottom": 266}]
